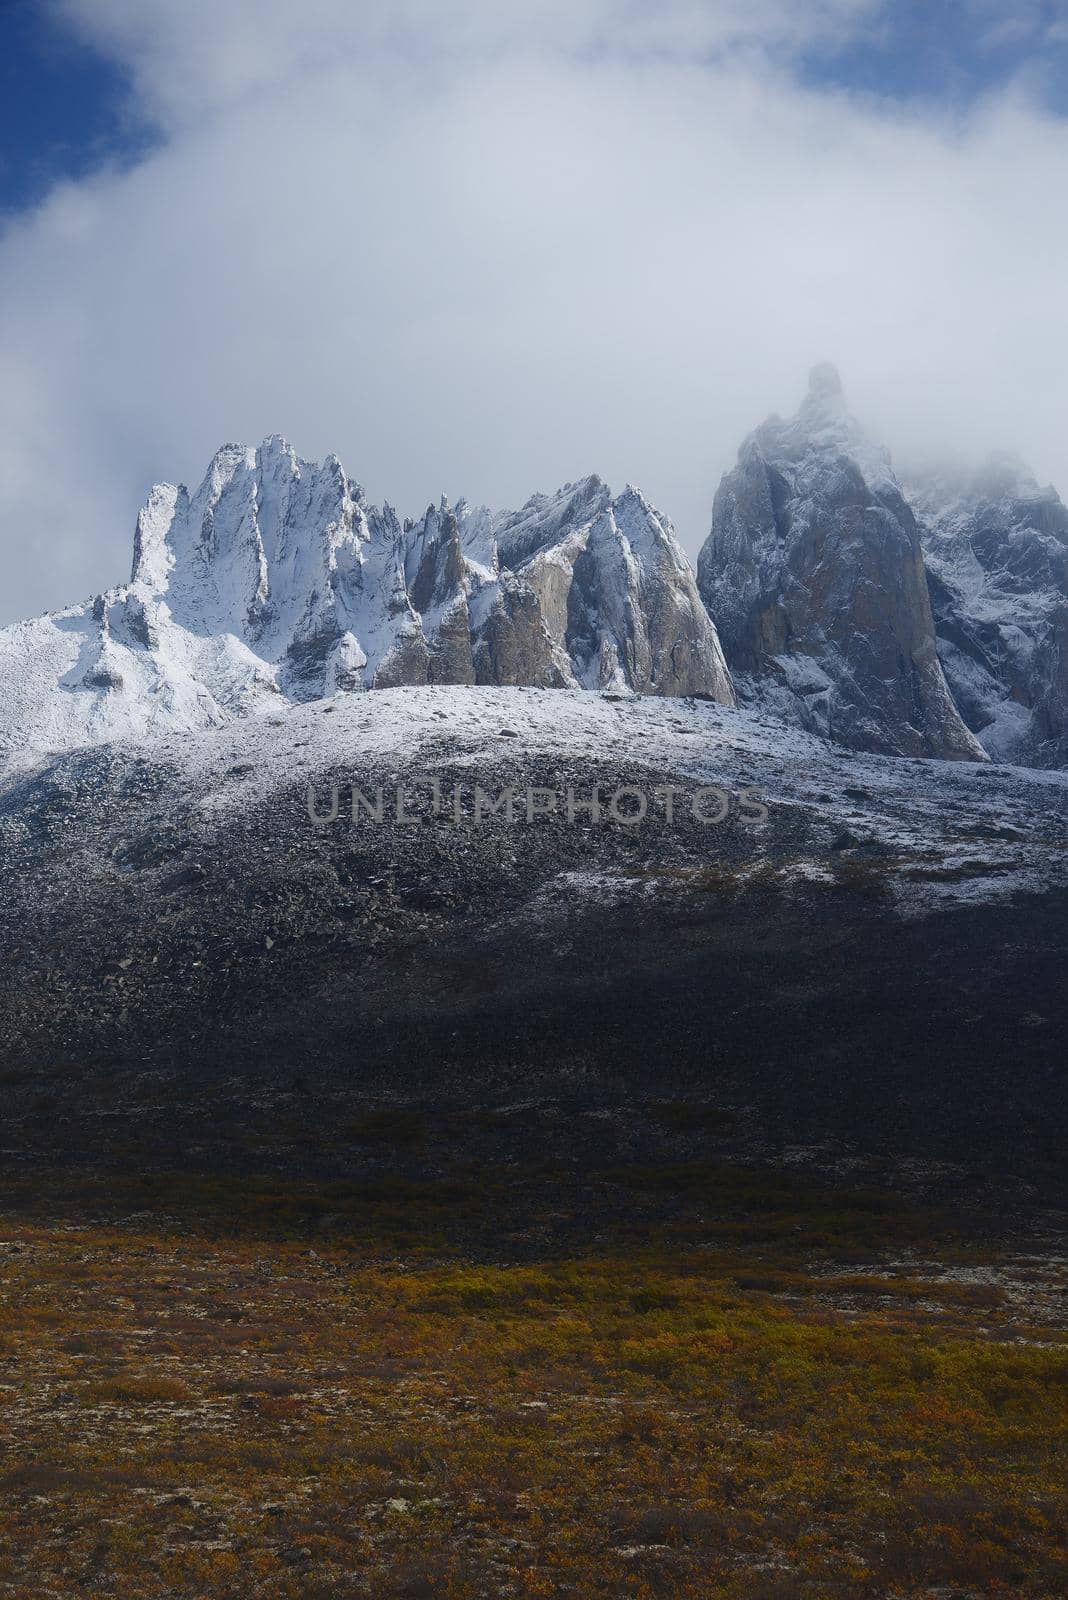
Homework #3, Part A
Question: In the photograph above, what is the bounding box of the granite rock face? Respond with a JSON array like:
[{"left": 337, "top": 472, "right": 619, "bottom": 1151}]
[
  {"left": 12, "top": 386, "right": 1068, "bottom": 776},
  {"left": 476, "top": 479, "right": 734, "bottom": 699},
  {"left": 906, "top": 455, "right": 1068, "bottom": 767},
  {"left": 0, "top": 441, "right": 733, "bottom": 766},
  {"left": 697, "top": 366, "right": 985, "bottom": 761}
]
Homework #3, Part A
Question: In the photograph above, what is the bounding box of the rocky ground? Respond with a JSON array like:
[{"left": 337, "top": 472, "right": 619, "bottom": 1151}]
[
  {"left": 2, "top": 686, "right": 1067, "bottom": 1597},
  {"left": 1, "top": 686, "right": 1066, "bottom": 1200}
]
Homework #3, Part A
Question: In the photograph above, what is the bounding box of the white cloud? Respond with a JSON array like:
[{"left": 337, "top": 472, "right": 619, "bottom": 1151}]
[
  {"left": 2, "top": 2, "right": 1068, "bottom": 623},
  {"left": 52, "top": 0, "right": 881, "bottom": 124}
]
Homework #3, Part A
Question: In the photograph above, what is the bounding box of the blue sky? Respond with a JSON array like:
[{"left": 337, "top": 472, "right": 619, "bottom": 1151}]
[
  {"left": 0, "top": 1, "right": 156, "bottom": 213},
  {"left": 802, "top": 1, "right": 1068, "bottom": 114},
  {"left": 2, "top": 0, "right": 1068, "bottom": 623},
  {"left": 3, "top": 1, "right": 1066, "bottom": 217}
]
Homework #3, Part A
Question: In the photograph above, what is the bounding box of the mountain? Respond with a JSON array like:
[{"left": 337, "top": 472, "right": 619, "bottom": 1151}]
[
  {"left": 2, "top": 682, "right": 1067, "bottom": 1189},
  {"left": 905, "top": 454, "right": 1068, "bottom": 768},
  {"left": 3, "top": 413, "right": 1068, "bottom": 1193},
  {"left": 7, "top": 395, "right": 1068, "bottom": 778},
  {"left": 0, "top": 438, "right": 733, "bottom": 767},
  {"left": 696, "top": 365, "right": 985, "bottom": 762}
]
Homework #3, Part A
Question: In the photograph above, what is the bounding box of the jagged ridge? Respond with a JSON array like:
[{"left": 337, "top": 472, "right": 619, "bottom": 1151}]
[
  {"left": 5, "top": 381, "right": 1068, "bottom": 775},
  {"left": 0, "top": 440, "right": 733, "bottom": 764}
]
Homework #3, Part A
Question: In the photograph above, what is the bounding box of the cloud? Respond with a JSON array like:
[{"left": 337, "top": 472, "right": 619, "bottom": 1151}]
[
  {"left": 52, "top": 0, "right": 881, "bottom": 123},
  {"left": 2, "top": 2, "right": 1068, "bottom": 624}
]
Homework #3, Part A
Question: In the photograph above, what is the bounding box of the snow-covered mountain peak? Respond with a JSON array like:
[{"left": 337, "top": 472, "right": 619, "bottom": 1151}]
[
  {"left": 735, "top": 366, "right": 897, "bottom": 504},
  {"left": 0, "top": 441, "right": 733, "bottom": 770},
  {"left": 494, "top": 474, "right": 610, "bottom": 570},
  {"left": 697, "top": 375, "right": 985, "bottom": 761},
  {"left": 10, "top": 394, "right": 1066, "bottom": 780},
  {"left": 697, "top": 369, "right": 1068, "bottom": 771},
  {"left": 905, "top": 452, "right": 1068, "bottom": 767}
]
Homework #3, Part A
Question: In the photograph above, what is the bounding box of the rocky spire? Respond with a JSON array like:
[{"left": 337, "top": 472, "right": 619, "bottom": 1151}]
[{"left": 696, "top": 370, "right": 986, "bottom": 761}]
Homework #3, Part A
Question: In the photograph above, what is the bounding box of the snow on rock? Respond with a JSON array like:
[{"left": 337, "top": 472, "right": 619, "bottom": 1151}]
[
  {"left": 696, "top": 365, "right": 985, "bottom": 763},
  {"left": 0, "top": 444, "right": 733, "bottom": 769},
  {"left": 905, "top": 454, "right": 1068, "bottom": 769},
  {"left": 6, "top": 397, "right": 1068, "bottom": 784},
  {"left": 64, "top": 683, "right": 1068, "bottom": 917}
]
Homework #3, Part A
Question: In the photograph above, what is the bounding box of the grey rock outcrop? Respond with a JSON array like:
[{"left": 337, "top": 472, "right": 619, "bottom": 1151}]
[
  {"left": 567, "top": 485, "right": 732, "bottom": 696},
  {"left": 697, "top": 366, "right": 985, "bottom": 761},
  {"left": 466, "top": 479, "right": 732, "bottom": 699},
  {"left": 398, "top": 476, "right": 733, "bottom": 700},
  {"left": 906, "top": 455, "right": 1068, "bottom": 767}
]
